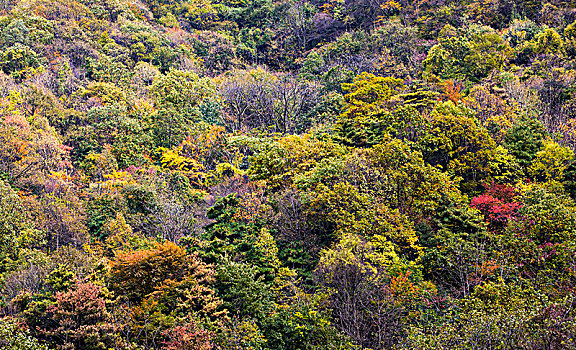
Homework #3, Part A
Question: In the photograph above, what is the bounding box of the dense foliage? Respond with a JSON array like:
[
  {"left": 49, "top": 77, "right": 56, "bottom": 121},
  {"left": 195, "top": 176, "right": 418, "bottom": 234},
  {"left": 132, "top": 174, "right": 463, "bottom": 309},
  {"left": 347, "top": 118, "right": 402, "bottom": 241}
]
[{"left": 1, "top": 0, "right": 576, "bottom": 348}]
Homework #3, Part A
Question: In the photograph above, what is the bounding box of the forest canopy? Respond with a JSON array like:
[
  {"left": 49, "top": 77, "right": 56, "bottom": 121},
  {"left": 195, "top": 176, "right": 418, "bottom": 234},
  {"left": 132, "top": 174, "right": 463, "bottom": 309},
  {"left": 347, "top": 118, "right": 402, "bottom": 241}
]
[{"left": 1, "top": 0, "right": 576, "bottom": 349}]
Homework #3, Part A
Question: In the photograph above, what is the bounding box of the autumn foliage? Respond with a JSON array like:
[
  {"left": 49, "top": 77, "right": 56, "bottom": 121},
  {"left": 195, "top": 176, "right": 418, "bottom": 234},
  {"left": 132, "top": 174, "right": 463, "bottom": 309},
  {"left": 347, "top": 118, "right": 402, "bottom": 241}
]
[{"left": 1, "top": 0, "right": 576, "bottom": 348}]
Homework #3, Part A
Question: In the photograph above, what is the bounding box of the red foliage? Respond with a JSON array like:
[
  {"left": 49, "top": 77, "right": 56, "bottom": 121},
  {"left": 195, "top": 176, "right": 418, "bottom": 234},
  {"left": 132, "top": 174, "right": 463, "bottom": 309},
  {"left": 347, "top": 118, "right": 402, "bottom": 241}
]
[
  {"left": 485, "top": 182, "right": 518, "bottom": 202},
  {"left": 471, "top": 183, "right": 522, "bottom": 231},
  {"left": 162, "top": 323, "right": 214, "bottom": 350},
  {"left": 42, "top": 281, "right": 117, "bottom": 349}
]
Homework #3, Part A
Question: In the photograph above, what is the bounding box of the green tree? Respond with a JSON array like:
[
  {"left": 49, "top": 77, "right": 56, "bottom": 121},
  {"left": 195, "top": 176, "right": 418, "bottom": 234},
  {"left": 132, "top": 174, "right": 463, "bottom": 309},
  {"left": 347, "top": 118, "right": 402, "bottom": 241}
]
[
  {"left": 0, "top": 179, "right": 28, "bottom": 276},
  {"left": 0, "top": 44, "right": 41, "bottom": 80},
  {"left": 215, "top": 260, "right": 273, "bottom": 320},
  {"left": 418, "top": 101, "right": 517, "bottom": 192},
  {"left": 528, "top": 140, "right": 574, "bottom": 182},
  {"left": 403, "top": 281, "right": 576, "bottom": 349},
  {"left": 150, "top": 70, "right": 215, "bottom": 147},
  {"left": 503, "top": 115, "right": 546, "bottom": 168},
  {"left": 0, "top": 317, "right": 47, "bottom": 350}
]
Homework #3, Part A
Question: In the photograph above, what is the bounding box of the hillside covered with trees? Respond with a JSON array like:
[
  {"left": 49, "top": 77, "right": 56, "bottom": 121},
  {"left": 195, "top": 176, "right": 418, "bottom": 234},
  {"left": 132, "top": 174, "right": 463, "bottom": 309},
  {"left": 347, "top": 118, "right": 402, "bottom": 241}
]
[{"left": 1, "top": 0, "right": 576, "bottom": 348}]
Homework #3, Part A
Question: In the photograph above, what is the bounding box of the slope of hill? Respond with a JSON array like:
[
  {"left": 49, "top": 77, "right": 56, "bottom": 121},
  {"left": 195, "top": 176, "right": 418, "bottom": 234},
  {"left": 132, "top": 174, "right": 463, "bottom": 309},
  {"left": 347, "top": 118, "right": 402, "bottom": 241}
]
[{"left": 1, "top": 0, "right": 576, "bottom": 349}]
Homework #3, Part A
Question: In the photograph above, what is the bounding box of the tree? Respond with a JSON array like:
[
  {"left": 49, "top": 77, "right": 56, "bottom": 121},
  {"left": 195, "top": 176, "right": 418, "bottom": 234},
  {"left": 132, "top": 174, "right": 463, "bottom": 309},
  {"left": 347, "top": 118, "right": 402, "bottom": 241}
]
[
  {"left": 40, "top": 281, "right": 118, "bottom": 350},
  {"left": 215, "top": 260, "right": 273, "bottom": 321},
  {"left": 504, "top": 183, "right": 576, "bottom": 294},
  {"left": 334, "top": 72, "right": 422, "bottom": 147},
  {"left": 362, "top": 134, "right": 462, "bottom": 220},
  {"left": 248, "top": 133, "right": 346, "bottom": 189},
  {"left": 423, "top": 25, "right": 511, "bottom": 83},
  {"left": 161, "top": 322, "right": 214, "bottom": 350},
  {"left": 0, "top": 178, "right": 28, "bottom": 276},
  {"left": 528, "top": 140, "right": 574, "bottom": 182},
  {"left": 403, "top": 281, "right": 576, "bottom": 349},
  {"left": 418, "top": 101, "right": 517, "bottom": 192},
  {"left": 0, "top": 44, "right": 41, "bottom": 81},
  {"left": 470, "top": 182, "right": 522, "bottom": 233},
  {"left": 0, "top": 317, "right": 47, "bottom": 350},
  {"left": 503, "top": 115, "right": 546, "bottom": 169},
  {"left": 316, "top": 232, "right": 426, "bottom": 348},
  {"left": 534, "top": 28, "right": 564, "bottom": 55},
  {"left": 463, "top": 85, "right": 517, "bottom": 143},
  {"left": 109, "top": 241, "right": 216, "bottom": 305},
  {"left": 218, "top": 69, "right": 321, "bottom": 133},
  {"left": 109, "top": 241, "right": 224, "bottom": 346},
  {"left": 420, "top": 197, "right": 497, "bottom": 296},
  {"left": 259, "top": 269, "right": 355, "bottom": 350},
  {"left": 150, "top": 70, "right": 215, "bottom": 147},
  {"left": 199, "top": 193, "right": 280, "bottom": 281}
]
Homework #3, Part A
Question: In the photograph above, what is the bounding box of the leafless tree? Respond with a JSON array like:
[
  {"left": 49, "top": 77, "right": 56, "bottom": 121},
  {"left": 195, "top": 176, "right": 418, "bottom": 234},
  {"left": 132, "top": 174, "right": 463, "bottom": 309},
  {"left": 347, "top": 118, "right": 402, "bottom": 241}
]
[
  {"left": 315, "top": 238, "right": 417, "bottom": 349},
  {"left": 281, "top": 1, "right": 316, "bottom": 53},
  {"left": 147, "top": 190, "right": 198, "bottom": 242},
  {"left": 219, "top": 70, "right": 320, "bottom": 133}
]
